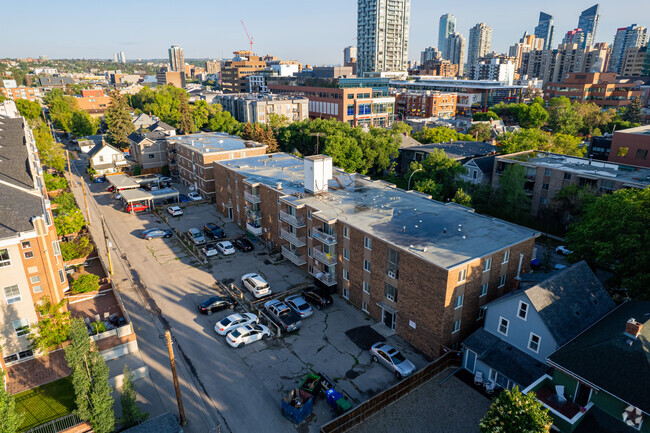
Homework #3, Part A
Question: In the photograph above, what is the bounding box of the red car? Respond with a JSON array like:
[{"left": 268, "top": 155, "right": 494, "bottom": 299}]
[
  {"left": 107, "top": 185, "right": 115, "bottom": 192},
  {"left": 125, "top": 202, "right": 148, "bottom": 213}
]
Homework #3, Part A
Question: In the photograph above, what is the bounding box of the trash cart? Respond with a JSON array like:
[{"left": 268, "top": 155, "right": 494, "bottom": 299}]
[
  {"left": 299, "top": 373, "right": 322, "bottom": 396},
  {"left": 326, "top": 389, "right": 343, "bottom": 408},
  {"left": 281, "top": 388, "right": 314, "bottom": 424}
]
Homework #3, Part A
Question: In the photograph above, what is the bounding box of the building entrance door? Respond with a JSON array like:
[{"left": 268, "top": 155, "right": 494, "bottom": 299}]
[{"left": 382, "top": 309, "right": 395, "bottom": 330}]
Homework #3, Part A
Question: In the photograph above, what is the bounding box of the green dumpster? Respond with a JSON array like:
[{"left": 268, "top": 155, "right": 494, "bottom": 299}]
[{"left": 336, "top": 397, "right": 352, "bottom": 414}]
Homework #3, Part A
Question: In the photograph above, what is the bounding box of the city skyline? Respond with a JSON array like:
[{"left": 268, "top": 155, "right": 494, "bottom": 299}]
[{"left": 2, "top": 0, "right": 649, "bottom": 64}]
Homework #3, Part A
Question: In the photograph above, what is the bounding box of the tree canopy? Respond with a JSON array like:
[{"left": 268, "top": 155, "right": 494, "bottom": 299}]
[
  {"left": 472, "top": 111, "right": 500, "bottom": 121},
  {"left": 0, "top": 371, "right": 22, "bottom": 433},
  {"left": 408, "top": 149, "right": 467, "bottom": 201},
  {"left": 105, "top": 91, "right": 135, "bottom": 149},
  {"left": 15, "top": 99, "right": 42, "bottom": 119},
  {"left": 498, "top": 129, "right": 585, "bottom": 157},
  {"left": 29, "top": 297, "right": 71, "bottom": 354},
  {"left": 479, "top": 386, "right": 552, "bottom": 433},
  {"left": 412, "top": 126, "right": 473, "bottom": 144},
  {"left": 467, "top": 122, "right": 492, "bottom": 142}
]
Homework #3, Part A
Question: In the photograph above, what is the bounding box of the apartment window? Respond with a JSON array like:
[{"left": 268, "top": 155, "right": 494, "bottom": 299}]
[
  {"left": 542, "top": 183, "right": 549, "bottom": 190},
  {"left": 24, "top": 251, "right": 34, "bottom": 259},
  {"left": 544, "top": 169, "right": 551, "bottom": 176},
  {"left": 499, "top": 275, "right": 506, "bottom": 287},
  {"left": 617, "top": 147, "right": 629, "bottom": 157},
  {"left": 342, "top": 287, "right": 349, "bottom": 300},
  {"left": 563, "top": 173, "right": 572, "bottom": 180},
  {"left": 480, "top": 283, "right": 488, "bottom": 297},
  {"left": 540, "top": 197, "right": 547, "bottom": 205},
  {"left": 52, "top": 241, "right": 61, "bottom": 256},
  {"left": 343, "top": 269, "right": 349, "bottom": 281},
  {"left": 30, "top": 276, "right": 40, "bottom": 284},
  {"left": 149, "top": 154, "right": 154, "bottom": 159},
  {"left": 307, "top": 210, "right": 312, "bottom": 220},
  {"left": 517, "top": 301, "right": 529, "bottom": 320},
  {"left": 483, "top": 258, "right": 491, "bottom": 272},
  {"left": 343, "top": 248, "right": 350, "bottom": 261},
  {"left": 59, "top": 269, "right": 66, "bottom": 284},
  {"left": 4, "top": 285, "right": 21, "bottom": 304},
  {"left": 364, "top": 236, "right": 372, "bottom": 250},
  {"left": 498, "top": 317, "right": 509, "bottom": 336},
  {"left": 452, "top": 319, "right": 461, "bottom": 334},
  {"left": 307, "top": 229, "right": 312, "bottom": 239},
  {"left": 13, "top": 318, "right": 30, "bottom": 337},
  {"left": 503, "top": 250, "right": 510, "bottom": 263},
  {"left": 636, "top": 149, "right": 648, "bottom": 160},
  {"left": 386, "top": 248, "right": 399, "bottom": 279},
  {"left": 33, "top": 285, "right": 43, "bottom": 294},
  {"left": 458, "top": 269, "right": 466, "bottom": 283},
  {"left": 454, "top": 295, "right": 464, "bottom": 309},
  {"left": 363, "top": 281, "right": 370, "bottom": 294},
  {"left": 362, "top": 301, "right": 369, "bottom": 313},
  {"left": 0, "top": 249, "right": 11, "bottom": 268},
  {"left": 343, "top": 227, "right": 349, "bottom": 239},
  {"left": 478, "top": 307, "right": 485, "bottom": 320},
  {"left": 363, "top": 260, "right": 371, "bottom": 273},
  {"left": 308, "top": 248, "right": 312, "bottom": 258},
  {"left": 21, "top": 241, "right": 31, "bottom": 249},
  {"left": 384, "top": 283, "right": 398, "bottom": 302},
  {"left": 528, "top": 333, "right": 541, "bottom": 353}
]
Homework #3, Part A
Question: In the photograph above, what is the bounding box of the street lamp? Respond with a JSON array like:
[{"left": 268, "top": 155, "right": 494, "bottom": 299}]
[{"left": 407, "top": 168, "right": 423, "bottom": 191}]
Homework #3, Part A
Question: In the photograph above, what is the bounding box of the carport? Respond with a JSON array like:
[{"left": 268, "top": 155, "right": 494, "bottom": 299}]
[
  {"left": 120, "top": 188, "right": 180, "bottom": 212},
  {"left": 107, "top": 174, "right": 140, "bottom": 191}
]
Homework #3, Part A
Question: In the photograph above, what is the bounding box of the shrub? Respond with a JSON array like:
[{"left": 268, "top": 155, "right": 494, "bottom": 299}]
[
  {"left": 71, "top": 274, "right": 100, "bottom": 294},
  {"left": 44, "top": 173, "right": 69, "bottom": 191},
  {"left": 52, "top": 192, "right": 78, "bottom": 211},
  {"left": 91, "top": 321, "right": 107, "bottom": 335},
  {"left": 61, "top": 235, "right": 94, "bottom": 261},
  {"left": 54, "top": 208, "right": 85, "bottom": 236}
]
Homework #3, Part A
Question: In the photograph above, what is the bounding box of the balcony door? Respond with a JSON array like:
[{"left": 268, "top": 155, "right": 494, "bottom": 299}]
[{"left": 575, "top": 383, "right": 592, "bottom": 407}]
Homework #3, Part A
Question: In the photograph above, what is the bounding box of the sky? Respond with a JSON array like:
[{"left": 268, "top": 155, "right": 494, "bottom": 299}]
[{"left": 2, "top": 0, "right": 649, "bottom": 64}]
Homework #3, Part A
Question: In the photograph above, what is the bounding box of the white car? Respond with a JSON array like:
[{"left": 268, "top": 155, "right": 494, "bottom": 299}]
[
  {"left": 216, "top": 241, "right": 235, "bottom": 255},
  {"left": 202, "top": 244, "right": 218, "bottom": 257},
  {"left": 241, "top": 273, "right": 271, "bottom": 298},
  {"left": 555, "top": 246, "right": 573, "bottom": 255},
  {"left": 214, "top": 313, "right": 259, "bottom": 336},
  {"left": 226, "top": 324, "right": 271, "bottom": 348},
  {"left": 188, "top": 192, "right": 202, "bottom": 201},
  {"left": 167, "top": 206, "right": 183, "bottom": 217}
]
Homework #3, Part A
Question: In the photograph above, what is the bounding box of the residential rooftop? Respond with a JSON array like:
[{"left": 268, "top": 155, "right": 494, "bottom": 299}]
[
  {"left": 168, "top": 132, "right": 266, "bottom": 154},
  {"left": 614, "top": 124, "right": 650, "bottom": 136},
  {"left": 213, "top": 93, "right": 308, "bottom": 102},
  {"left": 402, "top": 141, "right": 497, "bottom": 160},
  {"left": 391, "top": 78, "right": 525, "bottom": 90},
  {"left": 500, "top": 151, "right": 650, "bottom": 187},
  {"left": 219, "top": 153, "right": 538, "bottom": 269}
]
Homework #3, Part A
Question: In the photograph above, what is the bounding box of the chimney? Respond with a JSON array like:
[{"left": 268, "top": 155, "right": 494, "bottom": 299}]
[{"left": 625, "top": 319, "right": 643, "bottom": 339}]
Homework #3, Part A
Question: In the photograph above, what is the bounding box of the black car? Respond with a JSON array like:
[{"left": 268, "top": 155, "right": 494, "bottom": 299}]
[
  {"left": 302, "top": 287, "right": 333, "bottom": 309},
  {"left": 233, "top": 237, "right": 254, "bottom": 252},
  {"left": 204, "top": 223, "right": 226, "bottom": 239},
  {"left": 198, "top": 296, "right": 237, "bottom": 315}
]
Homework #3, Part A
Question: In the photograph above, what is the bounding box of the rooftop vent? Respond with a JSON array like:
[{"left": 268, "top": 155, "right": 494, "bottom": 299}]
[
  {"left": 625, "top": 318, "right": 643, "bottom": 339},
  {"left": 276, "top": 182, "right": 283, "bottom": 190}
]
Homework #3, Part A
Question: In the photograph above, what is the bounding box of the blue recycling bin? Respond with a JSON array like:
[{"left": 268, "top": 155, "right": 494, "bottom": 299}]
[{"left": 326, "top": 389, "right": 343, "bottom": 407}]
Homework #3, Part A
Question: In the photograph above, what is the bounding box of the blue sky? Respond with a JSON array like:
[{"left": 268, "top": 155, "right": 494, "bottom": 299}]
[{"left": 2, "top": 0, "right": 648, "bottom": 64}]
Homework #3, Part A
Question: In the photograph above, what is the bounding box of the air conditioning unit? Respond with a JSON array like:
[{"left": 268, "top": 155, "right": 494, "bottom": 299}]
[{"left": 388, "top": 271, "right": 396, "bottom": 279}]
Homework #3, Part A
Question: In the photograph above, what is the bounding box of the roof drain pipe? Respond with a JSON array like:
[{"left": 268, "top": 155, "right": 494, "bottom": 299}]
[{"left": 514, "top": 253, "right": 524, "bottom": 289}]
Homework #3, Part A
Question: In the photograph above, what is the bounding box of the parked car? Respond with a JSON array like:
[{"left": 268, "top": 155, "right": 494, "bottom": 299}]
[
  {"left": 241, "top": 273, "right": 271, "bottom": 298},
  {"left": 214, "top": 313, "right": 259, "bottom": 336},
  {"left": 198, "top": 296, "right": 237, "bottom": 315},
  {"left": 188, "top": 192, "right": 202, "bottom": 201},
  {"left": 155, "top": 175, "right": 172, "bottom": 183},
  {"left": 178, "top": 194, "right": 190, "bottom": 203},
  {"left": 264, "top": 300, "right": 302, "bottom": 332},
  {"left": 301, "top": 287, "right": 333, "bottom": 309},
  {"left": 141, "top": 228, "right": 172, "bottom": 240},
  {"left": 233, "top": 237, "right": 254, "bottom": 252},
  {"left": 285, "top": 295, "right": 313, "bottom": 319},
  {"left": 216, "top": 241, "right": 235, "bottom": 255},
  {"left": 226, "top": 324, "right": 271, "bottom": 348},
  {"left": 114, "top": 193, "right": 122, "bottom": 200},
  {"left": 107, "top": 185, "right": 115, "bottom": 192},
  {"left": 555, "top": 246, "right": 573, "bottom": 255},
  {"left": 167, "top": 206, "right": 183, "bottom": 217},
  {"left": 187, "top": 228, "right": 206, "bottom": 246},
  {"left": 202, "top": 244, "right": 219, "bottom": 257},
  {"left": 94, "top": 177, "right": 105, "bottom": 183},
  {"left": 125, "top": 202, "right": 148, "bottom": 213},
  {"left": 204, "top": 223, "right": 225, "bottom": 240},
  {"left": 369, "top": 342, "right": 416, "bottom": 379}
]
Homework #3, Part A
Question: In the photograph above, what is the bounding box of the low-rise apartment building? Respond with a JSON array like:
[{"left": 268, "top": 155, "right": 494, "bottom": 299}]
[
  {"left": 544, "top": 72, "right": 642, "bottom": 109},
  {"left": 213, "top": 153, "right": 538, "bottom": 358},
  {"left": 75, "top": 89, "right": 111, "bottom": 116},
  {"left": 166, "top": 133, "right": 267, "bottom": 198},
  {"left": 493, "top": 151, "right": 650, "bottom": 215},
  {"left": 156, "top": 71, "right": 186, "bottom": 89},
  {"left": 608, "top": 124, "right": 650, "bottom": 168},
  {"left": 210, "top": 93, "right": 309, "bottom": 124},
  {"left": 0, "top": 86, "right": 42, "bottom": 102},
  {"left": 394, "top": 91, "right": 458, "bottom": 119}
]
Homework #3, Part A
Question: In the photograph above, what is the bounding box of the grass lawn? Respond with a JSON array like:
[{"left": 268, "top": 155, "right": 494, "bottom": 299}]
[{"left": 14, "top": 376, "right": 76, "bottom": 432}]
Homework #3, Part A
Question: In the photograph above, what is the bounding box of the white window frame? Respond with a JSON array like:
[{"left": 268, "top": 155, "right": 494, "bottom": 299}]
[
  {"left": 363, "top": 281, "right": 370, "bottom": 294},
  {"left": 452, "top": 319, "right": 461, "bottom": 334},
  {"left": 363, "top": 260, "right": 371, "bottom": 273},
  {"left": 59, "top": 269, "right": 66, "bottom": 284},
  {"left": 342, "top": 287, "right": 349, "bottom": 300},
  {"left": 483, "top": 258, "right": 491, "bottom": 272},
  {"left": 362, "top": 300, "right": 369, "bottom": 313},
  {"left": 343, "top": 226, "right": 349, "bottom": 239},
  {"left": 528, "top": 332, "right": 541, "bottom": 353},
  {"left": 499, "top": 275, "right": 506, "bottom": 287},
  {"left": 0, "top": 249, "right": 11, "bottom": 268},
  {"left": 21, "top": 241, "right": 31, "bottom": 249},
  {"left": 458, "top": 268, "right": 466, "bottom": 283},
  {"left": 24, "top": 251, "right": 34, "bottom": 259},
  {"left": 13, "top": 318, "right": 30, "bottom": 337},
  {"left": 33, "top": 285, "right": 43, "bottom": 294},
  {"left": 364, "top": 236, "right": 372, "bottom": 250},
  {"left": 3, "top": 285, "right": 21, "bottom": 305},
  {"left": 343, "top": 248, "right": 350, "bottom": 261},
  {"left": 503, "top": 249, "right": 510, "bottom": 264},
  {"left": 480, "top": 283, "right": 488, "bottom": 297},
  {"left": 30, "top": 276, "right": 40, "bottom": 284},
  {"left": 517, "top": 301, "right": 529, "bottom": 321},
  {"left": 478, "top": 307, "right": 485, "bottom": 320},
  {"left": 343, "top": 269, "right": 349, "bottom": 281},
  {"left": 498, "top": 316, "right": 509, "bottom": 336},
  {"left": 454, "top": 295, "right": 464, "bottom": 309}
]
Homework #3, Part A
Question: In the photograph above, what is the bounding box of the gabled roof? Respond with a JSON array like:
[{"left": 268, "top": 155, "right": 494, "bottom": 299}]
[
  {"left": 39, "top": 76, "right": 74, "bottom": 87},
  {"left": 399, "top": 134, "right": 422, "bottom": 149},
  {"left": 128, "top": 130, "right": 168, "bottom": 144},
  {"left": 131, "top": 113, "right": 155, "bottom": 127},
  {"left": 467, "top": 155, "right": 495, "bottom": 174},
  {"left": 148, "top": 120, "right": 175, "bottom": 132},
  {"left": 401, "top": 141, "right": 497, "bottom": 161},
  {"left": 88, "top": 141, "right": 123, "bottom": 159},
  {"left": 549, "top": 301, "right": 650, "bottom": 414}
]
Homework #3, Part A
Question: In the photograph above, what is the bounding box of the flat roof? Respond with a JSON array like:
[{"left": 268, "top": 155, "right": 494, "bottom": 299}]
[
  {"left": 168, "top": 133, "right": 266, "bottom": 154},
  {"left": 391, "top": 79, "right": 524, "bottom": 90},
  {"left": 500, "top": 151, "right": 650, "bottom": 187},
  {"left": 120, "top": 188, "right": 179, "bottom": 202},
  {"left": 402, "top": 142, "right": 497, "bottom": 160},
  {"left": 614, "top": 124, "right": 650, "bottom": 136},
  {"left": 219, "top": 153, "right": 538, "bottom": 269},
  {"left": 107, "top": 174, "right": 140, "bottom": 189}
]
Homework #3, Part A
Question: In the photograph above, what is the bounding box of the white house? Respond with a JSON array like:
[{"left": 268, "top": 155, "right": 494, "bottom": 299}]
[{"left": 88, "top": 142, "right": 130, "bottom": 175}]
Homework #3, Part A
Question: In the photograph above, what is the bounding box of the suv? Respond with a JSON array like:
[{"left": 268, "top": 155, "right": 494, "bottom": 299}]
[
  {"left": 204, "top": 223, "right": 225, "bottom": 239},
  {"left": 302, "top": 287, "right": 333, "bottom": 309},
  {"left": 125, "top": 202, "right": 148, "bottom": 213},
  {"left": 187, "top": 228, "right": 206, "bottom": 245},
  {"left": 241, "top": 273, "right": 271, "bottom": 298},
  {"left": 264, "top": 300, "right": 302, "bottom": 332}
]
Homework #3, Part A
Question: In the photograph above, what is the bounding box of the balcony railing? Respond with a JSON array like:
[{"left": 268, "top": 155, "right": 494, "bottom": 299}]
[
  {"left": 282, "top": 246, "right": 306, "bottom": 266},
  {"left": 279, "top": 210, "right": 305, "bottom": 228},
  {"left": 280, "top": 229, "right": 306, "bottom": 247},
  {"left": 312, "top": 228, "right": 337, "bottom": 245},
  {"left": 311, "top": 270, "right": 337, "bottom": 286},
  {"left": 244, "top": 191, "right": 261, "bottom": 204},
  {"left": 246, "top": 222, "right": 262, "bottom": 236},
  {"left": 312, "top": 247, "right": 337, "bottom": 265},
  {"left": 245, "top": 207, "right": 261, "bottom": 221}
]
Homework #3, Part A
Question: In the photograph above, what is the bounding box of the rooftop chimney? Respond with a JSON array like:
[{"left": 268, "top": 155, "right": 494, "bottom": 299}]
[{"left": 625, "top": 318, "right": 643, "bottom": 339}]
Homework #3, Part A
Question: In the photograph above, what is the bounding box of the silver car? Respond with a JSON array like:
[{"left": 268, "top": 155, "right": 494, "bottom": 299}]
[
  {"left": 285, "top": 295, "right": 313, "bottom": 319},
  {"left": 369, "top": 342, "right": 416, "bottom": 379}
]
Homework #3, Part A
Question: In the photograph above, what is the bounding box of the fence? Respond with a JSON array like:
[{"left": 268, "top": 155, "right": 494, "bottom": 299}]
[
  {"left": 23, "top": 414, "right": 85, "bottom": 433},
  {"left": 320, "top": 350, "right": 463, "bottom": 433}
]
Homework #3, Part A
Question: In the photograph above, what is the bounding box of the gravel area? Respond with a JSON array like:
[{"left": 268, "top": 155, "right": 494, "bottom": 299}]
[{"left": 348, "top": 369, "right": 491, "bottom": 433}]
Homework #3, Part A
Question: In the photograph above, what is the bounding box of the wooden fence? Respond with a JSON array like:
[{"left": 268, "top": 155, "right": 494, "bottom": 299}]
[{"left": 320, "top": 350, "right": 463, "bottom": 433}]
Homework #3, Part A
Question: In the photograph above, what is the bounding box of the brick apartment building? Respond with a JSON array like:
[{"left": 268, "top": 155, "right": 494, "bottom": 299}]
[
  {"left": 268, "top": 84, "right": 395, "bottom": 127},
  {"left": 0, "top": 109, "right": 69, "bottom": 369},
  {"left": 221, "top": 51, "right": 269, "bottom": 93},
  {"left": 0, "top": 86, "right": 42, "bottom": 102},
  {"left": 394, "top": 91, "right": 458, "bottom": 119},
  {"left": 544, "top": 72, "right": 642, "bottom": 109},
  {"left": 75, "top": 89, "right": 111, "bottom": 116},
  {"left": 213, "top": 153, "right": 538, "bottom": 358},
  {"left": 166, "top": 133, "right": 267, "bottom": 199},
  {"left": 493, "top": 151, "right": 650, "bottom": 215},
  {"left": 608, "top": 124, "right": 650, "bottom": 168}
]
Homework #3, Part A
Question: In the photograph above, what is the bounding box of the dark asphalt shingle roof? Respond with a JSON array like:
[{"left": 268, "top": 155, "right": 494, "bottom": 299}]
[
  {"left": 39, "top": 77, "right": 75, "bottom": 87},
  {"left": 470, "top": 155, "right": 495, "bottom": 174},
  {"left": 148, "top": 120, "right": 175, "bottom": 132},
  {"left": 463, "top": 328, "right": 551, "bottom": 387},
  {"left": 122, "top": 413, "right": 183, "bottom": 433},
  {"left": 574, "top": 406, "right": 640, "bottom": 433},
  {"left": 549, "top": 301, "right": 650, "bottom": 414},
  {"left": 401, "top": 141, "right": 497, "bottom": 160},
  {"left": 128, "top": 131, "right": 168, "bottom": 144},
  {"left": 0, "top": 185, "right": 43, "bottom": 238}
]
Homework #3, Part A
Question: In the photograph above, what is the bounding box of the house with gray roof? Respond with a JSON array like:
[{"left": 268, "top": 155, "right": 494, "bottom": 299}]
[
  {"left": 461, "top": 261, "right": 615, "bottom": 390},
  {"left": 132, "top": 113, "right": 158, "bottom": 129},
  {"left": 128, "top": 130, "right": 170, "bottom": 170},
  {"left": 459, "top": 155, "right": 496, "bottom": 185},
  {"left": 398, "top": 141, "right": 497, "bottom": 173},
  {"left": 88, "top": 141, "right": 130, "bottom": 175},
  {"left": 38, "top": 76, "right": 75, "bottom": 88}
]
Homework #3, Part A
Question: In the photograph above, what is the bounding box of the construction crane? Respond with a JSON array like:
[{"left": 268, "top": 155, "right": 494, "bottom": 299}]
[{"left": 240, "top": 20, "right": 254, "bottom": 55}]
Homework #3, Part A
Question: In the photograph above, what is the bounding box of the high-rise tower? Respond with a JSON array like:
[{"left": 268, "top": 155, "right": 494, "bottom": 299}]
[
  {"left": 534, "top": 12, "right": 555, "bottom": 50},
  {"left": 438, "top": 13, "right": 456, "bottom": 59}
]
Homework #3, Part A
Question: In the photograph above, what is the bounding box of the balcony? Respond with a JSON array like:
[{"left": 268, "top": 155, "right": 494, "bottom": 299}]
[
  {"left": 245, "top": 207, "right": 261, "bottom": 221},
  {"left": 311, "top": 270, "right": 337, "bottom": 286},
  {"left": 282, "top": 246, "right": 306, "bottom": 266},
  {"left": 312, "top": 228, "right": 337, "bottom": 245},
  {"left": 244, "top": 191, "right": 261, "bottom": 204},
  {"left": 246, "top": 222, "right": 262, "bottom": 236},
  {"left": 280, "top": 229, "right": 306, "bottom": 247},
  {"left": 312, "top": 247, "right": 337, "bottom": 265},
  {"left": 279, "top": 210, "right": 305, "bottom": 228}
]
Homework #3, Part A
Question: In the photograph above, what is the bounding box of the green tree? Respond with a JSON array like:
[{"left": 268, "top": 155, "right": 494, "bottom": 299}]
[
  {"left": 519, "top": 103, "right": 549, "bottom": 129},
  {"left": 498, "top": 129, "right": 551, "bottom": 154},
  {"left": 70, "top": 110, "right": 99, "bottom": 137},
  {"left": 71, "top": 274, "right": 100, "bottom": 294},
  {"left": 547, "top": 97, "right": 583, "bottom": 135},
  {"left": 408, "top": 149, "right": 467, "bottom": 200},
  {"left": 467, "top": 123, "right": 492, "bottom": 142},
  {"left": 472, "top": 111, "right": 500, "bottom": 121},
  {"left": 479, "top": 386, "right": 552, "bottom": 433},
  {"left": 550, "top": 133, "right": 585, "bottom": 157},
  {"left": 452, "top": 188, "right": 472, "bottom": 207},
  {"left": 566, "top": 187, "right": 650, "bottom": 299},
  {"left": 44, "top": 173, "right": 69, "bottom": 190},
  {"left": 495, "top": 164, "right": 531, "bottom": 222},
  {"left": 0, "top": 371, "right": 22, "bottom": 433},
  {"left": 29, "top": 297, "right": 71, "bottom": 354},
  {"left": 413, "top": 178, "right": 441, "bottom": 197},
  {"left": 15, "top": 99, "right": 42, "bottom": 119},
  {"left": 34, "top": 121, "right": 66, "bottom": 172},
  {"left": 54, "top": 207, "right": 86, "bottom": 236},
  {"left": 52, "top": 192, "right": 78, "bottom": 210},
  {"left": 119, "top": 365, "right": 149, "bottom": 428},
  {"left": 105, "top": 91, "right": 135, "bottom": 149},
  {"left": 390, "top": 121, "right": 413, "bottom": 136},
  {"left": 60, "top": 235, "right": 94, "bottom": 261},
  {"left": 65, "top": 318, "right": 115, "bottom": 433},
  {"left": 241, "top": 122, "right": 279, "bottom": 153},
  {"left": 268, "top": 113, "right": 291, "bottom": 131},
  {"left": 574, "top": 103, "right": 615, "bottom": 135},
  {"left": 190, "top": 100, "right": 212, "bottom": 131},
  {"left": 412, "top": 126, "right": 473, "bottom": 144},
  {"left": 622, "top": 96, "right": 643, "bottom": 124},
  {"left": 177, "top": 91, "right": 194, "bottom": 134}
]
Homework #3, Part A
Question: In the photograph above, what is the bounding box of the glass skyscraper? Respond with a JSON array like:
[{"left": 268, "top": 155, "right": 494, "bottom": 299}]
[
  {"left": 438, "top": 13, "right": 456, "bottom": 59},
  {"left": 534, "top": 12, "right": 555, "bottom": 51},
  {"left": 577, "top": 4, "right": 600, "bottom": 49}
]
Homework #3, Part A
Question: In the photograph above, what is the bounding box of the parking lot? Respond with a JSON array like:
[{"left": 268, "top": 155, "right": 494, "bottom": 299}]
[{"left": 90, "top": 182, "right": 430, "bottom": 432}]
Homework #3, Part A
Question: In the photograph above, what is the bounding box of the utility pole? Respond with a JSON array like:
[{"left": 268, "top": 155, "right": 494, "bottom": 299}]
[
  {"left": 65, "top": 149, "right": 72, "bottom": 179},
  {"left": 166, "top": 330, "right": 186, "bottom": 426},
  {"left": 81, "top": 180, "right": 91, "bottom": 224},
  {"left": 310, "top": 132, "right": 325, "bottom": 154},
  {"left": 100, "top": 215, "right": 113, "bottom": 275}
]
